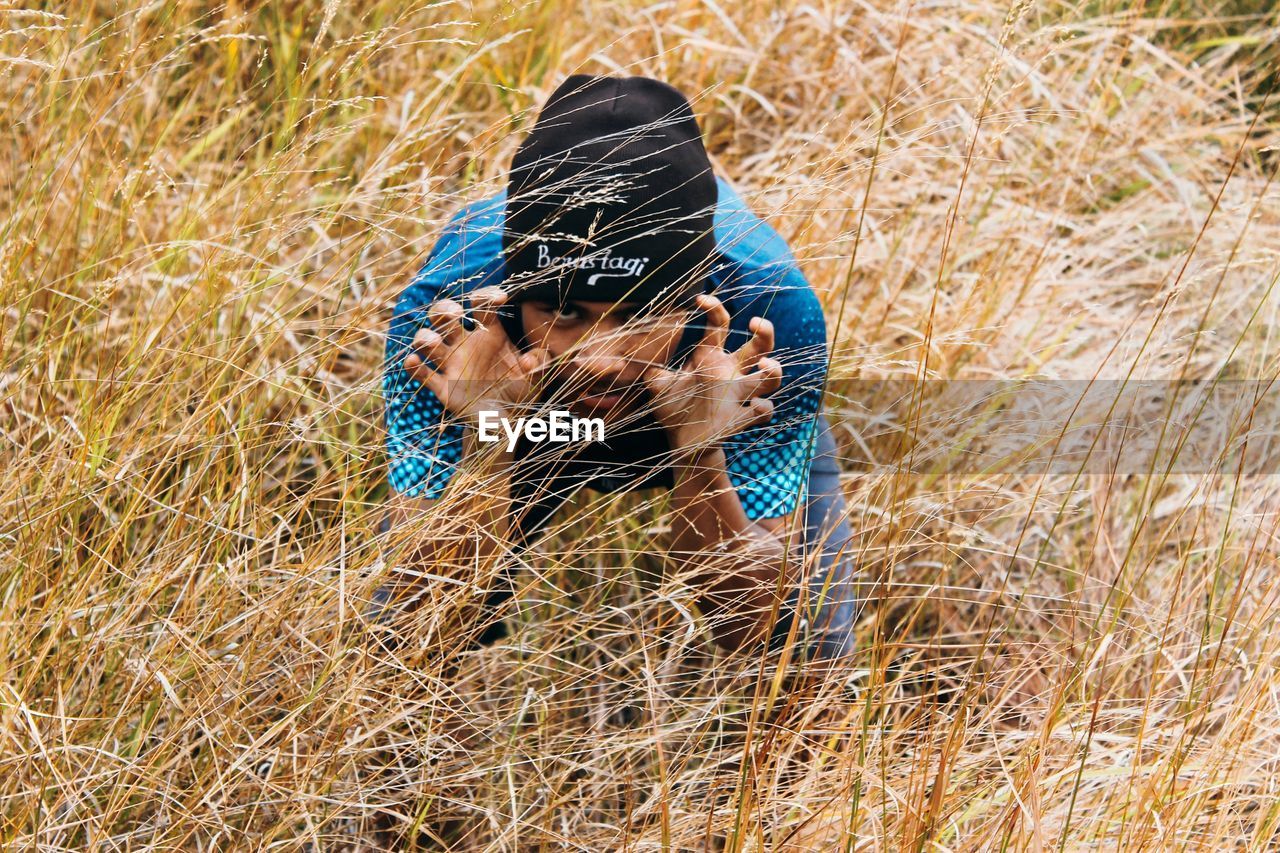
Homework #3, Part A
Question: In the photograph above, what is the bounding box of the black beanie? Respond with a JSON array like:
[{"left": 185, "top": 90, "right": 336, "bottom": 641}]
[{"left": 501, "top": 75, "right": 718, "bottom": 310}]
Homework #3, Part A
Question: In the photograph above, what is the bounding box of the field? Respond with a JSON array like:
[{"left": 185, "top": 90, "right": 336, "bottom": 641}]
[{"left": 3, "top": 0, "right": 1280, "bottom": 849}]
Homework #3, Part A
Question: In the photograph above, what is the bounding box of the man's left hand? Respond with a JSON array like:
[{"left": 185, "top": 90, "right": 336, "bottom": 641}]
[{"left": 643, "top": 293, "right": 783, "bottom": 457}]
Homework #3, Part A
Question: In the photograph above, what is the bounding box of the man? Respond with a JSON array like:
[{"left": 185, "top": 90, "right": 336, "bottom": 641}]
[{"left": 378, "top": 74, "right": 859, "bottom": 663}]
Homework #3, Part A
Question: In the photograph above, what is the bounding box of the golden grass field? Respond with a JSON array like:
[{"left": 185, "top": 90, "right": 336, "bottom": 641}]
[{"left": 3, "top": 0, "right": 1280, "bottom": 849}]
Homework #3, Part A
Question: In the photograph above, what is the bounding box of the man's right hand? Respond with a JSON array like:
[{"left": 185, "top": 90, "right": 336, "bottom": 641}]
[{"left": 403, "top": 287, "right": 550, "bottom": 421}]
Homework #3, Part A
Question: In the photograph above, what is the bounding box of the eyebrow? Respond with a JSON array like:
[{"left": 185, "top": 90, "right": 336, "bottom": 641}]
[
  {"left": 606, "top": 303, "right": 642, "bottom": 320},
  {"left": 554, "top": 300, "right": 643, "bottom": 320}
]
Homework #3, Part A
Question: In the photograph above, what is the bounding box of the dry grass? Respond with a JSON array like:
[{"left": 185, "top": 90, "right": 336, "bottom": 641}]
[{"left": 3, "top": 0, "right": 1280, "bottom": 849}]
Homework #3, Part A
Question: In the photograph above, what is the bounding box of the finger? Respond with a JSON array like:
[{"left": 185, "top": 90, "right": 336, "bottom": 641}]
[
  {"left": 736, "top": 317, "right": 775, "bottom": 370},
  {"left": 427, "top": 299, "right": 466, "bottom": 341},
  {"left": 740, "top": 356, "right": 783, "bottom": 399},
  {"left": 518, "top": 347, "right": 552, "bottom": 381},
  {"left": 642, "top": 365, "right": 680, "bottom": 398},
  {"left": 410, "top": 326, "right": 448, "bottom": 360},
  {"left": 417, "top": 368, "right": 449, "bottom": 401},
  {"left": 743, "top": 396, "right": 775, "bottom": 428},
  {"left": 469, "top": 286, "right": 508, "bottom": 327},
  {"left": 696, "top": 293, "right": 730, "bottom": 353},
  {"left": 403, "top": 349, "right": 445, "bottom": 394}
]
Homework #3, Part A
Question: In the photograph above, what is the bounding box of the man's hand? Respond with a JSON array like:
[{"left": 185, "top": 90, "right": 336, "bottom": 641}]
[
  {"left": 643, "top": 293, "right": 783, "bottom": 456},
  {"left": 403, "top": 287, "right": 549, "bottom": 421}
]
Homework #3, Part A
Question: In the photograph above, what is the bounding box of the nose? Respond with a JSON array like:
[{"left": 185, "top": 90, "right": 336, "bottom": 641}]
[
  {"left": 571, "top": 334, "right": 632, "bottom": 386},
  {"left": 572, "top": 352, "right": 628, "bottom": 384}
]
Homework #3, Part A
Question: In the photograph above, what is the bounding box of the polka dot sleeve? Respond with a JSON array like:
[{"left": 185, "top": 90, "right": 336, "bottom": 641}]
[
  {"left": 720, "top": 270, "right": 828, "bottom": 520},
  {"left": 709, "top": 178, "right": 829, "bottom": 521},
  {"left": 382, "top": 196, "right": 506, "bottom": 499}
]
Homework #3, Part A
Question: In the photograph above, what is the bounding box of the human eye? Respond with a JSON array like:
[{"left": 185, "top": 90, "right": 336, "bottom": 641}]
[{"left": 528, "top": 300, "right": 582, "bottom": 323}]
